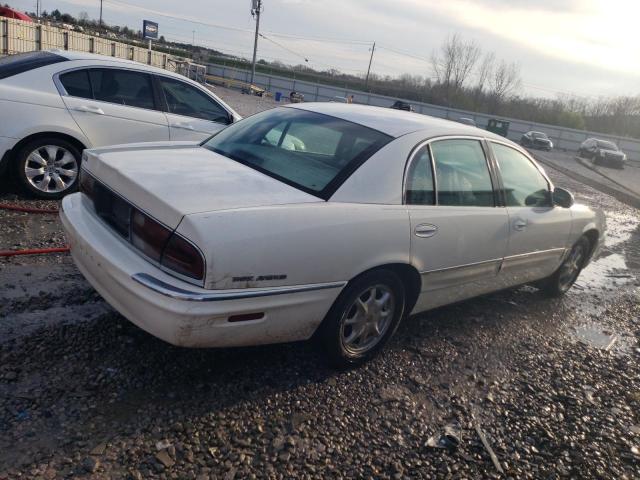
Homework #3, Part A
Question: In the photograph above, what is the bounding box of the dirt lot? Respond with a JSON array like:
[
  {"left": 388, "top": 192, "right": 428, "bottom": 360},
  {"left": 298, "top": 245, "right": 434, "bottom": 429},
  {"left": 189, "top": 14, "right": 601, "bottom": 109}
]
[{"left": 1, "top": 93, "right": 639, "bottom": 479}]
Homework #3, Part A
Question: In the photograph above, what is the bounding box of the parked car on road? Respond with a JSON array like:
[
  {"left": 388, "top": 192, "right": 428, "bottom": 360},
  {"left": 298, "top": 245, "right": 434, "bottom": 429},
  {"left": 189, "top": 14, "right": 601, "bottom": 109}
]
[
  {"left": 61, "top": 103, "right": 605, "bottom": 367},
  {"left": 0, "top": 50, "right": 240, "bottom": 199},
  {"left": 578, "top": 138, "right": 626, "bottom": 169},
  {"left": 521, "top": 131, "right": 553, "bottom": 151},
  {"left": 390, "top": 100, "right": 414, "bottom": 112}
]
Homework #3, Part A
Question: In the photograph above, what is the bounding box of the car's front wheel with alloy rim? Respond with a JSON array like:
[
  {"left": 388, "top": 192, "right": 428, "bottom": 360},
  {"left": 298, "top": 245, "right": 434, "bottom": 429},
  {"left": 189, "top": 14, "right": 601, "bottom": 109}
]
[
  {"left": 538, "top": 236, "right": 590, "bottom": 297},
  {"left": 319, "top": 270, "right": 406, "bottom": 369},
  {"left": 15, "top": 137, "right": 81, "bottom": 199}
]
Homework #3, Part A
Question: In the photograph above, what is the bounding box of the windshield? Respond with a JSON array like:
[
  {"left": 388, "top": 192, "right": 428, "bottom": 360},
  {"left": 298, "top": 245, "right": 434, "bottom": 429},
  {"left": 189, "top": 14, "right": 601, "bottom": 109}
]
[
  {"left": 532, "top": 132, "right": 547, "bottom": 139},
  {"left": 596, "top": 140, "right": 617, "bottom": 150},
  {"left": 203, "top": 108, "right": 392, "bottom": 199}
]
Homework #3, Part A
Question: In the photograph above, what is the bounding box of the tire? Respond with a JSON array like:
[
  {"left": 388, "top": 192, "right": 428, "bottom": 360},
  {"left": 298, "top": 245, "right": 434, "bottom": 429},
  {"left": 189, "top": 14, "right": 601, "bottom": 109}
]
[
  {"left": 14, "top": 137, "right": 82, "bottom": 199},
  {"left": 538, "top": 237, "right": 590, "bottom": 297},
  {"left": 319, "top": 270, "right": 406, "bottom": 369}
]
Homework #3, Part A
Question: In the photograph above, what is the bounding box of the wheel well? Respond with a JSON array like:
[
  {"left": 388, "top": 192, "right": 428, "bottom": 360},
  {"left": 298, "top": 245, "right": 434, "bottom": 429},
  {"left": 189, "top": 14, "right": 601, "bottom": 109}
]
[
  {"left": 582, "top": 229, "right": 599, "bottom": 259},
  {"left": 350, "top": 263, "right": 422, "bottom": 314},
  {"left": 8, "top": 132, "right": 86, "bottom": 164}
]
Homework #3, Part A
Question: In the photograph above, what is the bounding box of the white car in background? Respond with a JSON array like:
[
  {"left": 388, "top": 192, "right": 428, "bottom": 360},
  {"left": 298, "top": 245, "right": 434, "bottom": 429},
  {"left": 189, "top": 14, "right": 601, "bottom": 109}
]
[
  {"left": 0, "top": 50, "right": 240, "bottom": 198},
  {"left": 61, "top": 104, "right": 605, "bottom": 368}
]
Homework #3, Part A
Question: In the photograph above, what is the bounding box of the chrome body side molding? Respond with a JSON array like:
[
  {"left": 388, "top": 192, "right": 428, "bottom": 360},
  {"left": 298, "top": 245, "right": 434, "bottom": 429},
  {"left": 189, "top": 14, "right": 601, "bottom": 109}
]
[{"left": 132, "top": 272, "right": 346, "bottom": 302}]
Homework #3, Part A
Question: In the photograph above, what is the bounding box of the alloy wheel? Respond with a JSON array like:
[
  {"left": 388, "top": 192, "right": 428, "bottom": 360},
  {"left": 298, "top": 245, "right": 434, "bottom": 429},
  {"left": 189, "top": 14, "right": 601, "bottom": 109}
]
[
  {"left": 24, "top": 145, "right": 78, "bottom": 194},
  {"left": 340, "top": 284, "right": 396, "bottom": 355},
  {"left": 558, "top": 243, "right": 585, "bottom": 291}
]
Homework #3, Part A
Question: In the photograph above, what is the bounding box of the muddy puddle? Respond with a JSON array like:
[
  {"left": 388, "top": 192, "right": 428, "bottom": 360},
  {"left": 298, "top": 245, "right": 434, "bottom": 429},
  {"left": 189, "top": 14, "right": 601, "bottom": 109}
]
[{"left": 571, "top": 322, "right": 634, "bottom": 353}]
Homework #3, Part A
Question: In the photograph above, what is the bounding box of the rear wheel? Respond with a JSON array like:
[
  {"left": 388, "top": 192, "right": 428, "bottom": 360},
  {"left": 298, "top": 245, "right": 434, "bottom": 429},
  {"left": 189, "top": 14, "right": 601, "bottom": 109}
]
[
  {"left": 538, "top": 237, "right": 590, "bottom": 297},
  {"left": 15, "top": 137, "right": 81, "bottom": 199},
  {"left": 319, "top": 270, "right": 406, "bottom": 369}
]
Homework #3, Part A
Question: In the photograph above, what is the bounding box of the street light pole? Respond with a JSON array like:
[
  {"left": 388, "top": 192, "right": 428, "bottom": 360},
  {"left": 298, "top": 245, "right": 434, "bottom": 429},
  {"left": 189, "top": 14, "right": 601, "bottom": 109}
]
[
  {"left": 365, "top": 41, "right": 376, "bottom": 90},
  {"left": 250, "top": 0, "right": 262, "bottom": 86}
]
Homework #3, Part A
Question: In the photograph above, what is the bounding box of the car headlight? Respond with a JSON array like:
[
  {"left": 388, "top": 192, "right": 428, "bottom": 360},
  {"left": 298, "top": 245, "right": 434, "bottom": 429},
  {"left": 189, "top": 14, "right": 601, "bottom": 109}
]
[{"left": 549, "top": 142, "right": 553, "bottom": 148}]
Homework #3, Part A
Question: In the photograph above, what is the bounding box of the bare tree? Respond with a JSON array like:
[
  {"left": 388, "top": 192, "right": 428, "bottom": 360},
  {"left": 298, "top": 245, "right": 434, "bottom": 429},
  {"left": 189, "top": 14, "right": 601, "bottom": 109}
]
[
  {"left": 473, "top": 51, "right": 495, "bottom": 108},
  {"left": 475, "top": 52, "right": 495, "bottom": 93},
  {"left": 488, "top": 60, "right": 521, "bottom": 111},
  {"left": 432, "top": 34, "right": 481, "bottom": 104}
]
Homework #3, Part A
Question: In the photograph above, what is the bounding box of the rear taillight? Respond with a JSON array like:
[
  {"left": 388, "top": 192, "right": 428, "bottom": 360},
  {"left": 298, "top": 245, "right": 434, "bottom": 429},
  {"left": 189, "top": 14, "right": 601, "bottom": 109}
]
[
  {"left": 131, "top": 209, "right": 171, "bottom": 262},
  {"left": 82, "top": 173, "right": 205, "bottom": 282},
  {"left": 161, "top": 234, "right": 205, "bottom": 280}
]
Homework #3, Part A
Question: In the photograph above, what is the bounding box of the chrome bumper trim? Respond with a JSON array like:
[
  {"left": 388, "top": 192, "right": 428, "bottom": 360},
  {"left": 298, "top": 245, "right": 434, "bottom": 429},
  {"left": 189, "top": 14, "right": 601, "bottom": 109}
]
[{"left": 131, "top": 272, "right": 346, "bottom": 302}]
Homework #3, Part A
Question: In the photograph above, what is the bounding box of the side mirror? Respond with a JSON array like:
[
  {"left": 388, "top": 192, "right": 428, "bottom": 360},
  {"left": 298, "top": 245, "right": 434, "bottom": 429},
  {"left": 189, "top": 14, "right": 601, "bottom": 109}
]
[{"left": 553, "top": 187, "right": 574, "bottom": 208}]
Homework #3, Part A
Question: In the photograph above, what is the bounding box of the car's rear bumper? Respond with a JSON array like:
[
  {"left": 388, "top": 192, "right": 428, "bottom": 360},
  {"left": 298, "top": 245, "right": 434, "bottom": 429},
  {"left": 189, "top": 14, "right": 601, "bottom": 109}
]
[{"left": 60, "top": 193, "right": 344, "bottom": 348}]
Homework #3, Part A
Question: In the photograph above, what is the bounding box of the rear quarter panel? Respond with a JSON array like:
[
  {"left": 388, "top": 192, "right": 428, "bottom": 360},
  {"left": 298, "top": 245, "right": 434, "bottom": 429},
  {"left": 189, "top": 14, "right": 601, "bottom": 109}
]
[
  {"left": 0, "top": 63, "right": 90, "bottom": 145},
  {"left": 178, "top": 203, "right": 411, "bottom": 290}
]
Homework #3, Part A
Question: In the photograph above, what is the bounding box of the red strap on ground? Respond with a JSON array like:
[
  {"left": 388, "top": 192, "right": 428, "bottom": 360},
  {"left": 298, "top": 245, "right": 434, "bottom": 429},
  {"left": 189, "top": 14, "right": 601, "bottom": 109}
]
[
  {"left": 0, "top": 246, "right": 70, "bottom": 257},
  {"left": 0, "top": 203, "right": 59, "bottom": 214}
]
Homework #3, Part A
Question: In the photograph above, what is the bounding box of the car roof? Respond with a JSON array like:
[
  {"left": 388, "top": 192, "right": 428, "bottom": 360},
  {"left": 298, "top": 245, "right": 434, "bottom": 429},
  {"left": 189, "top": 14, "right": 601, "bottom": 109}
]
[
  {"left": 288, "top": 102, "right": 507, "bottom": 140},
  {"left": 49, "top": 49, "right": 185, "bottom": 78}
]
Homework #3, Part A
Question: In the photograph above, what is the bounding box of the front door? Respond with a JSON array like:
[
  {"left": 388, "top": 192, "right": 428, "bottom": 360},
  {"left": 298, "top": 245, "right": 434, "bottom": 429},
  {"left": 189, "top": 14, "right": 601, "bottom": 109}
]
[
  {"left": 59, "top": 68, "right": 169, "bottom": 147},
  {"left": 489, "top": 142, "right": 572, "bottom": 285},
  {"left": 407, "top": 138, "right": 509, "bottom": 312}
]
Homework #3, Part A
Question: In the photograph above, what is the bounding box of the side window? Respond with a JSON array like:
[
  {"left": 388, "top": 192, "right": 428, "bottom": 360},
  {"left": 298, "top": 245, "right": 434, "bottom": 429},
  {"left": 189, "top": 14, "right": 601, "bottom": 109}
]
[
  {"left": 405, "top": 145, "right": 435, "bottom": 205},
  {"left": 89, "top": 69, "right": 155, "bottom": 110},
  {"left": 59, "top": 70, "right": 92, "bottom": 99},
  {"left": 159, "top": 77, "right": 230, "bottom": 123},
  {"left": 431, "top": 139, "right": 494, "bottom": 207},
  {"left": 492, "top": 143, "right": 550, "bottom": 207}
]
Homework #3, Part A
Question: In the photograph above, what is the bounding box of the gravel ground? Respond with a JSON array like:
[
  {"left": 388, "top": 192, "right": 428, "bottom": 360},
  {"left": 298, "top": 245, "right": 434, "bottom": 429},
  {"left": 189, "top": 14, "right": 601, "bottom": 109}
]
[{"left": 1, "top": 92, "right": 639, "bottom": 479}]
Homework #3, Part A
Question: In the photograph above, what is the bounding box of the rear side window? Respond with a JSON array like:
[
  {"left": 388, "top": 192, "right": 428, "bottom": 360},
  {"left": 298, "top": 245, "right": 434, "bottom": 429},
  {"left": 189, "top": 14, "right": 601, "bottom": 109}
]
[
  {"left": 59, "top": 70, "right": 92, "bottom": 99},
  {"left": 0, "top": 51, "right": 67, "bottom": 80},
  {"left": 405, "top": 145, "right": 435, "bottom": 205},
  {"left": 431, "top": 139, "right": 494, "bottom": 207},
  {"left": 89, "top": 69, "right": 155, "bottom": 110}
]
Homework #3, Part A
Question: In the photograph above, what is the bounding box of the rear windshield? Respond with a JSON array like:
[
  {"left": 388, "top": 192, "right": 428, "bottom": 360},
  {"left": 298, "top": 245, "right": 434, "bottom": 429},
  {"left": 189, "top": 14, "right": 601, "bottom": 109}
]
[
  {"left": 203, "top": 108, "right": 392, "bottom": 199},
  {"left": 0, "top": 51, "right": 67, "bottom": 80},
  {"left": 596, "top": 140, "right": 617, "bottom": 150}
]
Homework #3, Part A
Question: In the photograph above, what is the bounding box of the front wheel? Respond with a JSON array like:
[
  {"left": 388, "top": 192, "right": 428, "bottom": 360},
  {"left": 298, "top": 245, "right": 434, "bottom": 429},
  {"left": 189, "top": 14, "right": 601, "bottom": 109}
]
[
  {"left": 14, "top": 137, "right": 81, "bottom": 199},
  {"left": 538, "top": 237, "right": 590, "bottom": 296},
  {"left": 319, "top": 270, "right": 406, "bottom": 369}
]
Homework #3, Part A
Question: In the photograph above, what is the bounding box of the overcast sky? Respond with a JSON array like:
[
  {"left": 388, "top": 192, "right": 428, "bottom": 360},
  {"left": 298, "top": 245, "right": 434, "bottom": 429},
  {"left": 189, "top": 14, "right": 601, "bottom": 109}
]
[{"left": 10, "top": 0, "right": 640, "bottom": 99}]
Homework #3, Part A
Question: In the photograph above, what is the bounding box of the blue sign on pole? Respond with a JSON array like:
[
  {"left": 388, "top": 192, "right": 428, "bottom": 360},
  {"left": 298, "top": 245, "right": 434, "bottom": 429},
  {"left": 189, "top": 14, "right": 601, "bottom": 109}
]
[{"left": 143, "top": 20, "right": 159, "bottom": 39}]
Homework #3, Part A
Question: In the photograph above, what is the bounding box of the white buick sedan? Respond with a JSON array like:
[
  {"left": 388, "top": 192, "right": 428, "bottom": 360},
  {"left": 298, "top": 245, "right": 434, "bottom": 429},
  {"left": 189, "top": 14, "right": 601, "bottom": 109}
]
[
  {"left": 60, "top": 104, "right": 605, "bottom": 367},
  {"left": 0, "top": 51, "right": 240, "bottom": 199}
]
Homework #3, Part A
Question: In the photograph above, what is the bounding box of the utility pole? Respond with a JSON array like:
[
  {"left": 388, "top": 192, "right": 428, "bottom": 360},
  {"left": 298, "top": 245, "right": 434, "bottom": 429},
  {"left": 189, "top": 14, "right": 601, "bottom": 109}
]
[
  {"left": 99, "top": 0, "right": 103, "bottom": 27},
  {"left": 365, "top": 41, "right": 376, "bottom": 90},
  {"left": 192, "top": 30, "right": 195, "bottom": 46},
  {"left": 250, "top": 0, "right": 263, "bottom": 86}
]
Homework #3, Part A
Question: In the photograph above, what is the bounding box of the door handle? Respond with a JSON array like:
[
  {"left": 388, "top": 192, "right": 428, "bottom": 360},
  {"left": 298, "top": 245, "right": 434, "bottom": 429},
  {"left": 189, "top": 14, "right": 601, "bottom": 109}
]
[
  {"left": 75, "top": 105, "right": 104, "bottom": 115},
  {"left": 171, "top": 122, "right": 195, "bottom": 131},
  {"left": 513, "top": 219, "right": 528, "bottom": 231},
  {"left": 414, "top": 223, "right": 438, "bottom": 238}
]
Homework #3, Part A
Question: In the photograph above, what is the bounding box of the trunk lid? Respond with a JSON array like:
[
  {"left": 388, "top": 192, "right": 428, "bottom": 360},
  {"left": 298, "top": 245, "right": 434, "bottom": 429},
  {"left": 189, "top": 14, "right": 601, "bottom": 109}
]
[{"left": 83, "top": 142, "right": 321, "bottom": 228}]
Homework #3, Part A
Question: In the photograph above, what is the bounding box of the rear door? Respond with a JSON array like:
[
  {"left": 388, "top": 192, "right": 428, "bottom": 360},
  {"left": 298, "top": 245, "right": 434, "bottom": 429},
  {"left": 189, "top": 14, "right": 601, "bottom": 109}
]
[
  {"left": 156, "top": 76, "right": 232, "bottom": 141},
  {"left": 58, "top": 67, "right": 169, "bottom": 146},
  {"left": 489, "top": 141, "right": 571, "bottom": 285},
  {"left": 406, "top": 138, "right": 509, "bottom": 312}
]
